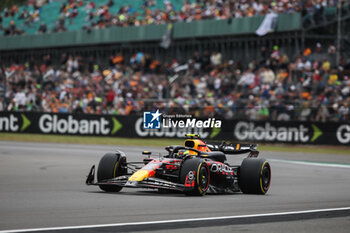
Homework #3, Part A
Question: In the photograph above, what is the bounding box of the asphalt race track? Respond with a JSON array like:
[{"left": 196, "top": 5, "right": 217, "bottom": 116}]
[{"left": 0, "top": 141, "right": 350, "bottom": 233}]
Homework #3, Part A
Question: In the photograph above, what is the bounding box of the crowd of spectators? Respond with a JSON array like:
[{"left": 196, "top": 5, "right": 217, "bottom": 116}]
[
  {"left": 80, "top": 0, "right": 341, "bottom": 32},
  {"left": 1, "top": 1, "right": 349, "bottom": 123},
  {"left": 1, "top": 43, "right": 349, "bottom": 123},
  {"left": 0, "top": 0, "right": 47, "bottom": 36},
  {"left": 0, "top": 0, "right": 342, "bottom": 36}
]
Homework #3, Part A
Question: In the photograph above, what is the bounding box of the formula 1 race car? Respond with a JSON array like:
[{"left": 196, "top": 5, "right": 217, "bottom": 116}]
[{"left": 86, "top": 134, "right": 271, "bottom": 196}]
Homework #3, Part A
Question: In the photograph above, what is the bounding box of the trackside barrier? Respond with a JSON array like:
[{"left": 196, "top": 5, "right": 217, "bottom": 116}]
[{"left": 0, "top": 112, "right": 349, "bottom": 145}]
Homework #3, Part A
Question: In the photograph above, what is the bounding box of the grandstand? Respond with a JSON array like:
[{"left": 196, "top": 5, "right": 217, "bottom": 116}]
[
  {"left": 0, "top": 0, "right": 349, "bottom": 123},
  {"left": 1, "top": 0, "right": 177, "bottom": 35},
  {"left": 0, "top": 1, "right": 349, "bottom": 64}
]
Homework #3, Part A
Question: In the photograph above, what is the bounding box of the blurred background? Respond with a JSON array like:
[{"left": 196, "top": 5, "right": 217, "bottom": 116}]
[{"left": 0, "top": 0, "right": 349, "bottom": 122}]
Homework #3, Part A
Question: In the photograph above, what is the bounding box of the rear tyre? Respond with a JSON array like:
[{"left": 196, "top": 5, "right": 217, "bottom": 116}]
[
  {"left": 180, "top": 158, "right": 210, "bottom": 196},
  {"left": 239, "top": 158, "right": 271, "bottom": 194},
  {"left": 97, "top": 153, "right": 124, "bottom": 192}
]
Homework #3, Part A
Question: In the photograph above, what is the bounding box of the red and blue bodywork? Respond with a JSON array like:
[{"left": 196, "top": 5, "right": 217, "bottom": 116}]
[{"left": 86, "top": 135, "right": 271, "bottom": 195}]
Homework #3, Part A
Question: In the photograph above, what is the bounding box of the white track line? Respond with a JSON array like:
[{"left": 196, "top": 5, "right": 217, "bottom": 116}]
[
  {"left": 270, "top": 159, "right": 350, "bottom": 169},
  {"left": 1, "top": 207, "right": 350, "bottom": 233}
]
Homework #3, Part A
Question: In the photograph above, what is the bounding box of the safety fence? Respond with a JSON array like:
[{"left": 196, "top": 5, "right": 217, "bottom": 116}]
[{"left": 0, "top": 112, "right": 349, "bottom": 145}]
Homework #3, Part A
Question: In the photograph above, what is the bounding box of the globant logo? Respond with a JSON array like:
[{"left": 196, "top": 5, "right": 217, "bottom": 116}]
[
  {"left": 39, "top": 114, "right": 110, "bottom": 135},
  {"left": 234, "top": 121, "right": 323, "bottom": 143},
  {"left": 0, "top": 114, "right": 31, "bottom": 132},
  {"left": 38, "top": 114, "right": 122, "bottom": 135},
  {"left": 1, "top": 113, "right": 123, "bottom": 135}
]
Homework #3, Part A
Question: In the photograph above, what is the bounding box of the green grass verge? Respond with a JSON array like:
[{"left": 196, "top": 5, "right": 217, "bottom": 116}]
[{"left": 0, "top": 133, "right": 349, "bottom": 155}]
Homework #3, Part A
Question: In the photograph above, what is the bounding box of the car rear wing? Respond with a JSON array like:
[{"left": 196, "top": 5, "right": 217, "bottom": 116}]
[{"left": 207, "top": 142, "right": 259, "bottom": 157}]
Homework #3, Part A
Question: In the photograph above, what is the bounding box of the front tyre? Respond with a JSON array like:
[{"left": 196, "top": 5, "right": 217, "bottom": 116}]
[
  {"left": 97, "top": 152, "right": 124, "bottom": 192},
  {"left": 180, "top": 158, "right": 210, "bottom": 196},
  {"left": 239, "top": 158, "right": 271, "bottom": 194}
]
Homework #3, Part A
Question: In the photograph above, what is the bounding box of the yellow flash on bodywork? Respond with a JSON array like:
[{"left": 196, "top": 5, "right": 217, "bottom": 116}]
[{"left": 129, "top": 170, "right": 150, "bottom": 182}]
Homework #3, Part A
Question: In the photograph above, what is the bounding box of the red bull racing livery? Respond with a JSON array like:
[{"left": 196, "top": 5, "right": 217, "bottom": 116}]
[{"left": 86, "top": 134, "right": 271, "bottom": 195}]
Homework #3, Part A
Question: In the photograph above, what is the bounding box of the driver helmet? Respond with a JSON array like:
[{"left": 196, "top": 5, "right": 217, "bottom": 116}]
[{"left": 176, "top": 149, "right": 190, "bottom": 158}]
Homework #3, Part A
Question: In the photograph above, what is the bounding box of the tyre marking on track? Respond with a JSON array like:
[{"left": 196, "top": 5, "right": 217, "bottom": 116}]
[
  {"left": 1, "top": 207, "right": 350, "bottom": 233},
  {"left": 270, "top": 159, "right": 350, "bottom": 168}
]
